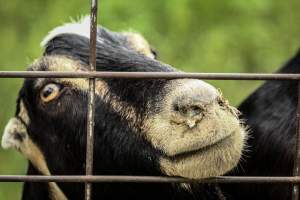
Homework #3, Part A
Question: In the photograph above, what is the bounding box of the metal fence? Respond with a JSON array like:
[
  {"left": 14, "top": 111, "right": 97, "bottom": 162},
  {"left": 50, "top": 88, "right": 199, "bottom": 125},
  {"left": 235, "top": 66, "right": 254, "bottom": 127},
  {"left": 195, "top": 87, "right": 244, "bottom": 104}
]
[{"left": 1, "top": 0, "right": 300, "bottom": 200}]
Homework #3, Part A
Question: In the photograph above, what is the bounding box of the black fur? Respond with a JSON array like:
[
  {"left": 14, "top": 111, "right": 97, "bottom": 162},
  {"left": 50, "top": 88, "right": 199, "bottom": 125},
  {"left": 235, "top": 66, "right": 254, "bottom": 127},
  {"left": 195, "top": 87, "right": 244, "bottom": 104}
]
[
  {"left": 19, "top": 29, "right": 222, "bottom": 200},
  {"left": 22, "top": 163, "right": 49, "bottom": 200},
  {"left": 222, "top": 50, "right": 300, "bottom": 200}
]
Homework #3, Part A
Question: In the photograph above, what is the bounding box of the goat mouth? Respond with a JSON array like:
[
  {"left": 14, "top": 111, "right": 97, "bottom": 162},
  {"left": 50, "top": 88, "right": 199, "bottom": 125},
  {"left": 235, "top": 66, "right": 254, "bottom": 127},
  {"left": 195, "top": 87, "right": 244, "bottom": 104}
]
[
  {"left": 159, "top": 128, "right": 245, "bottom": 179},
  {"left": 165, "top": 134, "right": 233, "bottom": 160},
  {"left": 160, "top": 125, "right": 235, "bottom": 157}
]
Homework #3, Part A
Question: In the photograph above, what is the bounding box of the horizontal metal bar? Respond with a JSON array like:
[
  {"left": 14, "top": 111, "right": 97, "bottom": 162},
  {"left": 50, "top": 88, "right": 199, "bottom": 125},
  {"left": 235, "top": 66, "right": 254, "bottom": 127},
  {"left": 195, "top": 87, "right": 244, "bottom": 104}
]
[
  {"left": 0, "top": 71, "right": 300, "bottom": 80},
  {"left": 0, "top": 175, "right": 300, "bottom": 184}
]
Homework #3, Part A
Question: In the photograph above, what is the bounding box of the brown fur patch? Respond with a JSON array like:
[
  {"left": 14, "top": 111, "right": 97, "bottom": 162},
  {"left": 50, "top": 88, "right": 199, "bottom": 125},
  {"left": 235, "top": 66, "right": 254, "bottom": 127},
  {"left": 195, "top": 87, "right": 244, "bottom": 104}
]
[
  {"left": 20, "top": 133, "right": 68, "bottom": 200},
  {"left": 32, "top": 56, "right": 90, "bottom": 92},
  {"left": 124, "top": 32, "right": 155, "bottom": 59},
  {"left": 18, "top": 100, "right": 30, "bottom": 125}
]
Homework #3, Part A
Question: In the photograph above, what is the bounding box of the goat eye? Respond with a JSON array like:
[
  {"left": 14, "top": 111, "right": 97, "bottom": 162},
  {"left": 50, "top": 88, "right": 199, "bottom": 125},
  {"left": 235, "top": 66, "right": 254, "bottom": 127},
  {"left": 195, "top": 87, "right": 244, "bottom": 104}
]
[{"left": 40, "top": 83, "right": 61, "bottom": 103}]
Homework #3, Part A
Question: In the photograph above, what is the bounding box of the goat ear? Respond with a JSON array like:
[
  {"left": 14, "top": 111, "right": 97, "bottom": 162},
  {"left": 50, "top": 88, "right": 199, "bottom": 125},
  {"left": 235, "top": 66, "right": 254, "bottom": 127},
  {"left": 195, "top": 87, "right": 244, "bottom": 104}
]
[
  {"left": 2, "top": 117, "right": 49, "bottom": 175},
  {"left": 122, "top": 32, "right": 157, "bottom": 59},
  {"left": 2, "top": 117, "right": 27, "bottom": 150}
]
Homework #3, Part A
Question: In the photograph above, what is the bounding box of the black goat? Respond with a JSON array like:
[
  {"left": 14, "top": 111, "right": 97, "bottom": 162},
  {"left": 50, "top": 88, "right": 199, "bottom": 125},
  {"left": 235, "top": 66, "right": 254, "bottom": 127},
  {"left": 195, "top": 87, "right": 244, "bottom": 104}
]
[
  {"left": 222, "top": 49, "right": 300, "bottom": 200},
  {"left": 2, "top": 17, "right": 246, "bottom": 200}
]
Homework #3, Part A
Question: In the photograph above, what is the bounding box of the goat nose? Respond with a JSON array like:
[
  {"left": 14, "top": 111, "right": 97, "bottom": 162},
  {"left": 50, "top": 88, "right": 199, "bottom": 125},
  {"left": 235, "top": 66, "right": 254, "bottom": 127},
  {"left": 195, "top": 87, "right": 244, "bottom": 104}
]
[
  {"left": 172, "top": 87, "right": 218, "bottom": 128},
  {"left": 172, "top": 98, "right": 207, "bottom": 128},
  {"left": 173, "top": 85, "right": 217, "bottom": 116},
  {"left": 168, "top": 79, "right": 219, "bottom": 128}
]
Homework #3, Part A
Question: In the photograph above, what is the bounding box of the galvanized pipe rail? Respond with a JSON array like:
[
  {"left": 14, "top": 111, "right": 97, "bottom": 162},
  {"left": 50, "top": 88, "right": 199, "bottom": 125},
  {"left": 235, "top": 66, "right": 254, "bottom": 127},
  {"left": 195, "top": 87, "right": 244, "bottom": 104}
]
[
  {"left": 0, "top": 175, "right": 300, "bottom": 184},
  {"left": 85, "top": 0, "right": 98, "bottom": 199},
  {"left": 2, "top": 71, "right": 300, "bottom": 80}
]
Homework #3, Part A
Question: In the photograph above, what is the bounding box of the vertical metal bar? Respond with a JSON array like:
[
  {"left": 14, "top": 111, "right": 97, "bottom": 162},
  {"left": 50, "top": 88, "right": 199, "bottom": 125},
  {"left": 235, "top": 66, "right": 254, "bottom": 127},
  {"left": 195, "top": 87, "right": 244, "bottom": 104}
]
[
  {"left": 85, "top": 0, "right": 98, "bottom": 200},
  {"left": 292, "top": 81, "right": 300, "bottom": 200}
]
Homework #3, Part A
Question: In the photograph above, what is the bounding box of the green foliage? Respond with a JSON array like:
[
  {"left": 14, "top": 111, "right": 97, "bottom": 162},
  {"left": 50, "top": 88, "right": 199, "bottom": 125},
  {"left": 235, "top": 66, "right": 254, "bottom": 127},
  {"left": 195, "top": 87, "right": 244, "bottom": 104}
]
[{"left": 0, "top": 0, "right": 300, "bottom": 199}]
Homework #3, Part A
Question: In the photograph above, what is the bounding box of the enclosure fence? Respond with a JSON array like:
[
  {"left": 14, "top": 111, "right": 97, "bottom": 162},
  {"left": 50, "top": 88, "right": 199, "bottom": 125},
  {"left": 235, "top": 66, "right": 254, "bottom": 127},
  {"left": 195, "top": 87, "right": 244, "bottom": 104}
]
[{"left": 1, "top": 0, "right": 300, "bottom": 200}]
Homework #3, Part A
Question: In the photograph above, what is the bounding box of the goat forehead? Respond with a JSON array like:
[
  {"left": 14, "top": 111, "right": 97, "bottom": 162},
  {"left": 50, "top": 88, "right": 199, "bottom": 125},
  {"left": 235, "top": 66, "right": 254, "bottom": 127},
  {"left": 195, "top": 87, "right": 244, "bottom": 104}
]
[
  {"left": 28, "top": 56, "right": 106, "bottom": 94},
  {"left": 28, "top": 55, "right": 169, "bottom": 95},
  {"left": 30, "top": 55, "right": 87, "bottom": 72}
]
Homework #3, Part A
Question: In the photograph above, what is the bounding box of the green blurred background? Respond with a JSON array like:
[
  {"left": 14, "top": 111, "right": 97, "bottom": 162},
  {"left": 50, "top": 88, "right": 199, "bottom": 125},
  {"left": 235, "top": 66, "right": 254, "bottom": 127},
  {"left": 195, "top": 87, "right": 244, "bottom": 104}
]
[{"left": 0, "top": 0, "right": 300, "bottom": 199}]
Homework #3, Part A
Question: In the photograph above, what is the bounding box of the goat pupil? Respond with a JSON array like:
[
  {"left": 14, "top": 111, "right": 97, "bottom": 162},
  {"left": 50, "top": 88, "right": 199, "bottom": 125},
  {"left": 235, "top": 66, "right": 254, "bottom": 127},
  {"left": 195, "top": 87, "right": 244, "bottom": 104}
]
[{"left": 43, "top": 87, "right": 53, "bottom": 98}]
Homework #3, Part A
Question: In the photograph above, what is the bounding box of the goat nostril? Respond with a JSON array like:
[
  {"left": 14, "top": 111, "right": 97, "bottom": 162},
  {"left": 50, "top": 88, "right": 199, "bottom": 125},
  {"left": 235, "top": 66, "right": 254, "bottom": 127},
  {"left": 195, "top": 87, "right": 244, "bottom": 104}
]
[
  {"left": 173, "top": 103, "right": 204, "bottom": 117},
  {"left": 190, "top": 106, "right": 202, "bottom": 116},
  {"left": 181, "top": 107, "right": 188, "bottom": 115},
  {"left": 174, "top": 105, "right": 179, "bottom": 111}
]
